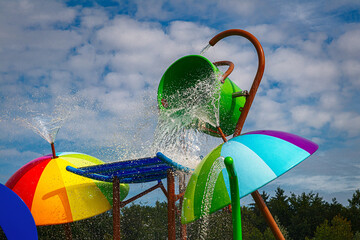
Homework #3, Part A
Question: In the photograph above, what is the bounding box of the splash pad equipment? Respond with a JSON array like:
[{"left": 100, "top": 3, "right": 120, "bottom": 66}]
[
  {"left": 158, "top": 55, "right": 246, "bottom": 137},
  {"left": 157, "top": 28, "right": 271, "bottom": 240},
  {"left": 155, "top": 28, "right": 318, "bottom": 240},
  {"left": 3, "top": 28, "right": 319, "bottom": 240},
  {"left": 6, "top": 152, "right": 129, "bottom": 226},
  {"left": 66, "top": 152, "right": 193, "bottom": 240},
  {"left": 176, "top": 30, "right": 318, "bottom": 240},
  {"left": 181, "top": 131, "right": 318, "bottom": 223}
]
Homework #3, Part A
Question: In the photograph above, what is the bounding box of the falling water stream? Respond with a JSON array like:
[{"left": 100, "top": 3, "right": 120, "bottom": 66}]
[
  {"left": 200, "top": 44, "right": 211, "bottom": 55},
  {"left": 198, "top": 156, "right": 225, "bottom": 239},
  {"left": 153, "top": 43, "right": 222, "bottom": 169},
  {"left": 153, "top": 45, "right": 228, "bottom": 239},
  {"left": 153, "top": 73, "right": 222, "bottom": 169}
]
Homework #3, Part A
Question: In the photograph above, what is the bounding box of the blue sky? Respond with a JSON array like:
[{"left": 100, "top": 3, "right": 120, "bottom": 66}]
[{"left": 1, "top": 0, "right": 360, "bottom": 205}]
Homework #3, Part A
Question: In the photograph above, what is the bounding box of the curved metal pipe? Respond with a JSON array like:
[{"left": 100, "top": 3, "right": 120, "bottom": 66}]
[
  {"left": 213, "top": 61, "right": 235, "bottom": 83},
  {"left": 209, "top": 29, "right": 284, "bottom": 240},
  {"left": 209, "top": 29, "right": 265, "bottom": 137}
]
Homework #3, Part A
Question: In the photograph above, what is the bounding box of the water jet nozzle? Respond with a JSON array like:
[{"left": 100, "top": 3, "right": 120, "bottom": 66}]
[{"left": 50, "top": 142, "right": 58, "bottom": 159}]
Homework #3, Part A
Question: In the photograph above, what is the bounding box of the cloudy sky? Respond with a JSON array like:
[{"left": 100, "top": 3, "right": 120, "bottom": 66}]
[{"left": 1, "top": 0, "right": 360, "bottom": 205}]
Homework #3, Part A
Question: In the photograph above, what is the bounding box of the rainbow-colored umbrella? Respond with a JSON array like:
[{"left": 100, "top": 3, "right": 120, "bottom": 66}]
[
  {"left": 181, "top": 130, "right": 318, "bottom": 223},
  {"left": 6, "top": 152, "right": 129, "bottom": 226}
]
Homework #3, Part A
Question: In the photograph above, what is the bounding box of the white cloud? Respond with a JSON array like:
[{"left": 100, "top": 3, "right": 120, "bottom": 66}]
[
  {"left": 0, "top": 148, "right": 41, "bottom": 163},
  {"left": 134, "top": 0, "right": 171, "bottom": 20},
  {"left": 96, "top": 16, "right": 166, "bottom": 52},
  {"left": 332, "top": 112, "right": 360, "bottom": 137},
  {"left": 246, "top": 24, "right": 287, "bottom": 45},
  {"left": 0, "top": 0, "right": 76, "bottom": 29},
  {"left": 332, "top": 28, "right": 360, "bottom": 59},
  {"left": 80, "top": 7, "right": 108, "bottom": 29},
  {"left": 273, "top": 175, "right": 360, "bottom": 193},
  {"left": 104, "top": 72, "right": 145, "bottom": 90},
  {"left": 0, "top": 0, "right": 360, "bottom": 208},
  {"left": 67, "top": 44, "right": 109, "bottom": 84},
  {"left": 248, "top": 95, "right": 293, "bottom": 132},
  {"left": 268, "top": 47, "right": 340, "bottom": 98},
  {"left": 291, "top": 105, "right": 332, "bottom": 129},
  {"left": 167, "top": 21, "right": 214, "bottom": 45}
]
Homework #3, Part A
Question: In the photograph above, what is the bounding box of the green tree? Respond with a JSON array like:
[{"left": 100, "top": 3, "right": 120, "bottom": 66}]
[
  {"left": 287, "top": 192, "right": 327, "bottom": 240},
  {"left": 347, "top": 190, "right": 360, "bottom": 233},
  {"left": 263, "top": 216, "right": 292, "bottom": 240},
  {"left": 241, "top": 206, "right": 266, "bottom": 240},
  {"left": 326, "top": 198, "right": 347, "bottom": 221},
  {"left": 120, "top": 202, "right": 168, "bottom": 240},
  {"left": 249, "top": 191, "right": 271, "bottom": 233},
  {"left": 353, "top": 231, "right": 360, "bottom": 240},
  {"left": 268, "top": 188, "right": 291, "bottom": 229},
  {"left": 311, "top": 215, "right": 353, "bottom": 240}
]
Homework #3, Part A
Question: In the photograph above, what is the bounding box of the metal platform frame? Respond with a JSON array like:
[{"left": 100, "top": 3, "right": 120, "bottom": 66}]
[{"left": 67, "top": 152, "right": 190, "bottom": 240}]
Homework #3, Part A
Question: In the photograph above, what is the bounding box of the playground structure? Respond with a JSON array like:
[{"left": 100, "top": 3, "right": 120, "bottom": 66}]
[
  {"left": 67, "top": 152, "right": 193, "bottom": 240},
  {"left": 68, "top": 28, "right": 271, "bottom": 240},
  {"left": 1, "top": 29, "right": 318, "bottom": 240}
]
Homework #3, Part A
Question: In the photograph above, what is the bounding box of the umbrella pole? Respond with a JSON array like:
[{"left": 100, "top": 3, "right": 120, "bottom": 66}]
[
  {"left": 251, "top": 191, "right": 285, "bottom": 240},
  {"left": 50, "top": 142, "right": 58, "bottom": 159},
  {"left": 210, "top": 30, "right": 285, "bottom": 240},
  {"left": 224, "top": 157, "right": 242, "bottom": 240},
  {"left": 113, "top": 177, "right": 121, "bottom": 240}
]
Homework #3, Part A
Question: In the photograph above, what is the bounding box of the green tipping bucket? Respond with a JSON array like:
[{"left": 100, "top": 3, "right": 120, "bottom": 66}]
[{"left": 157, "top": 55, "right": 246, "bottom": 137}]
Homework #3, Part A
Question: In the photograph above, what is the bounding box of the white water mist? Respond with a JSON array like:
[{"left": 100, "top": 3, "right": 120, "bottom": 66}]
[
  {"left": 198, "top": 156, "right": 225, "bottom": 239},
  {"left": 153, "top": 74, "right": 222, "bottom": 169}
]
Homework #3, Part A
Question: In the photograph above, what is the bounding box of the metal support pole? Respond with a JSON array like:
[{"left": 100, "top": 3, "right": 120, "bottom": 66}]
[
  {"left": 251, "top": 191, "right": 284, "bottom": 240},
  {"left": 113, "top": 177, "right": 121, "bottom": 240},
  {"left": 209, "top": 29, "right": 284, "bottom": 240},
  {"left": 179, "top": 173, "right": 187, "bottom": 240},
  {"left": 224, "top": 157, "right": 242, "bottom": 240},
  {"left": 208, "top": 29, "right": 265, "bottom": 137},
  {"left": 120, "top": 181, "right": 164, "bottom": 207},
  {"left": 167, "top": 170, "right": 176, "bottom": 240}
]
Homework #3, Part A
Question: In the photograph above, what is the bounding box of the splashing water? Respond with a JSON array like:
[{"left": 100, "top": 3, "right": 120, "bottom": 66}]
[
  {"left": 21, "top": 115, "right": 66, "bottom": 144},
  {"left": 16, "top": 95, "right": 80, "bottom": 144},
  {"left": 165, "top": 73, "right": 222, "bottom": 127},
  {"left": 153, "top": 73, "right": 222, "bottom": 169},
  {"left": 198, "top": 156, "right": 225, "bottom": 239}
]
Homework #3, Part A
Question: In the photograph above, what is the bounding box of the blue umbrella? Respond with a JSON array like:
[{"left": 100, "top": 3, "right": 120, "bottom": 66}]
[
  {"left": 0, "top": 183, "right": 38, "bottom": 240},
  {"left": 182, "top": 130, "right": 318, "bottom": 228}
]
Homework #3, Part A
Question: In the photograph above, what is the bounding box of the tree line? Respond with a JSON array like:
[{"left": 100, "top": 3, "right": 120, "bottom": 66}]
[{"left": 28, "top": 188, "right": 360, "bottom": 239}]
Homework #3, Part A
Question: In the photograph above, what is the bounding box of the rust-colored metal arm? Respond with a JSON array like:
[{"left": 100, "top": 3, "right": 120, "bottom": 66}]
[
  {"left": 213, "top": 61, "right": 234, "bottom": 83},
  {"left": 209, "top": 29, "right": 265, "bottom": 137},
  {"left": 209, "top": 29, "right": 284, "bottom": 240},
  {"left": 119, "top": 181, "right": 165, "bottom": 208},
  {"left": 252, "top": 191, "right": 285, "bottom": 240}
]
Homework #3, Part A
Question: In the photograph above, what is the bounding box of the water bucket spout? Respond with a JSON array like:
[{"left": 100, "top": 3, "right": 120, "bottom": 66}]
[{"left": 157, "top": 55, "right": 246, "bottom": 137}]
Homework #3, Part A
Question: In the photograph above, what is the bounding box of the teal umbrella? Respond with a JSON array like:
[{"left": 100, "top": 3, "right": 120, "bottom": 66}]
[{"left": 182, "top": 130, "right": 318, "bottom": 239}]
